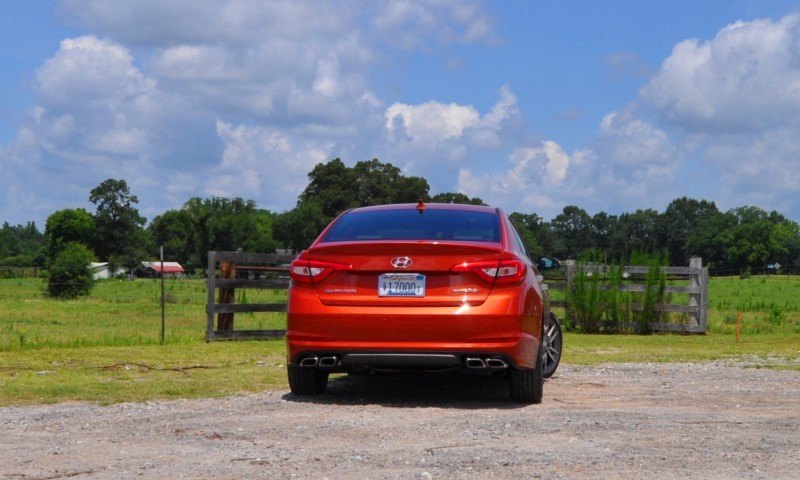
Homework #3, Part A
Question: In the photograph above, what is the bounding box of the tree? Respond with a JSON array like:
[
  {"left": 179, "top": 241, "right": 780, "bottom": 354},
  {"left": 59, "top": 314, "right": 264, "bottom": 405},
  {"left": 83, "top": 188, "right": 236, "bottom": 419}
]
[
  {"left": 0, "top": 222, "right": 46, "bottom": 267},
  {"left": 550, "top": 206, "right": 592, "bottom": 259},
  {"left": 590, "top": 212, "right": 618, "bottom": 258},
  {"left": 147, "top": 209, "right": 194, "bottom": 268},
  {"left": 719, "top": 206, "right": 799, "bottom": 273},
  {"left": 281, "top": 158, "right": 432, "bottom": 250},
  {"left": 250, "top": 209, "right": 280, "bottom": 253},
  {"left": 430, "top": 192, "right": 486, "bottom": 205},
  {"left": 299, "top": 158, "right": 355, "bottom": 218},
  {"left": 609, "top": 209, "right": 661, "bottom": 262},
  {"left": 89, "top": 179, "right": 147, "bottom": 270},
  {"left": 769, "top": 219, "right": 800, "bottom": 274},
  {"left": 273, "top": 201, "right": 328, "bottom": 252},
  {"left": 150, "top": 197, "right": 279, "bottom": 270},
  {"left": 44, "top": 209, "right": 95, "bottom": 266},
  {"left": 685, "top": 210, "right": 737, "bottom": 271},
  {"left": 300, "top": 158, "right": 430, "bottom": 217},
  {"left": 509, "top": 212, "right": 550, "bottom": 258},
  {"left": 352, "top": 159, "right": 429, "bottom": 206},
  {"left": 659, "top": 197, "right": 719, "bottom": 265},
  {"left": 47, "top": 242, "right": 95, "bottom": 299}
]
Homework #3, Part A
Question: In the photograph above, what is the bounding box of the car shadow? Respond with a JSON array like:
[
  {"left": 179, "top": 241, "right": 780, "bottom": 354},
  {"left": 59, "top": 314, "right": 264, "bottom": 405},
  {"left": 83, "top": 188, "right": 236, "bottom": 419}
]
[{"left": 282, "top": 372, "right": 537, "bottom": 409}]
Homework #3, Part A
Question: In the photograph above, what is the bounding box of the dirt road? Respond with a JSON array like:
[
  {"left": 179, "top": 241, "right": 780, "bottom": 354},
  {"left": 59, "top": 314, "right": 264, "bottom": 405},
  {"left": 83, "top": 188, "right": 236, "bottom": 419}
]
[{"left": 2, "top": 362, "right": 799, "bottom": 479}]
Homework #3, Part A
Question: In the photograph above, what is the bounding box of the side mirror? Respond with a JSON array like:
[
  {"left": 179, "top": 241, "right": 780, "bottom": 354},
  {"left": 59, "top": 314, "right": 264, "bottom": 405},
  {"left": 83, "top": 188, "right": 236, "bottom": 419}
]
[{"left": 537, "top": 256, "right": 560, "bottom": 271}]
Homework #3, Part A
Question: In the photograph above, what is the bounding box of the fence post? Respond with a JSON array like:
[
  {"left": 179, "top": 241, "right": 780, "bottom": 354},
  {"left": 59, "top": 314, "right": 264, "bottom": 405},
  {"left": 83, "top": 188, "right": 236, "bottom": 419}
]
[
  {"left": 216, "top": 260, "right": 237, "bottom": 330},
  {"left": 563, "top": 259, "right": 576, "bottom": 326},
  {"left": 688, "top": 256, "right": 702, "bottom": 329},
  {"left": 700, "top": 259, "right": 709, "bottom": 333},
  {"left": 205, "top": 251, "right": 217, "bottom": 342}
]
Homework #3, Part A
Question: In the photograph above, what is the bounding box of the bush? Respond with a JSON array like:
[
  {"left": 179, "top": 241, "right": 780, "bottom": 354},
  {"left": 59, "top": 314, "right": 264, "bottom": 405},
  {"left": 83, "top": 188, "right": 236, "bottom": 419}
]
[
  {"left": 47, "top": 243, "right": 95, "bottom": 299},
  {"left": 565, "top": 252, "right": 668, "bottom": 334},
  {"left": 632, "top": 255, "right": 667, "bottom": 334},
  {"left": 740, "top": 267, "right": 752, "bottom": 279},
  {"left": 766, "top": 305, "right": 785, "bottom": 325},
  {"left": 566, "top": 263, "right": 605, "bottom": 333}
]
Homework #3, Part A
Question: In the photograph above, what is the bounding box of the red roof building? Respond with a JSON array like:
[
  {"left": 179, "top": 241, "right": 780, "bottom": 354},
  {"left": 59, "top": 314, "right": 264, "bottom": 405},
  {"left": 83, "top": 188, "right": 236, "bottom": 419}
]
[{"left": 140, "top": 261, "right": 185, "bottom": 275}]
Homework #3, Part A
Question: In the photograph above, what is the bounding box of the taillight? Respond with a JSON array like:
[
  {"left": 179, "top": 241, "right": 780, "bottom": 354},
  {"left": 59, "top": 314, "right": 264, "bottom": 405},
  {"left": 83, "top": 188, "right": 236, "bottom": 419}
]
[
  {"left": 290, "top": 259, "right": 350, "bottom": 284},
  {"left": 451, "top": 259, "right": 526, "bottom": 285}
]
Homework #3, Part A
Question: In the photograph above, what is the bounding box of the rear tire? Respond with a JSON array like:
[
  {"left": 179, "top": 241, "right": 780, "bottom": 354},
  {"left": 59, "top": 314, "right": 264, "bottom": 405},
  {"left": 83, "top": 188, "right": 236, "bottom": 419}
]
[
  {"left": 288, "top": 366, "right": 329, "bottom": 395},
  {"left": 542, "top": 312, "right": 563, "bottom": 378},
  {"left": 509, "top": 345, "right": 543, "bottom": 404}
]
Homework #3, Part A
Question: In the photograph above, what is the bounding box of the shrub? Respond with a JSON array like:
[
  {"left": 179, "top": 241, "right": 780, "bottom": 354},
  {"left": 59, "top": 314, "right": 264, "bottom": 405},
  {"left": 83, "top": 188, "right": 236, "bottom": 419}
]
[
  {"left": 566, "top": 255, "right": 606, "bottom": 333},
  {"left": 565, "top": 252, "right": 668, "bottom": 334},
  {"left": 632, "top": 255, "right": 667, "bottom": 334},
  {"left": 740, "top": 267, "right": 752, "bottom": 279},
  {"left": 603, "top": 263, "right": 631, "bottom": 332},
  {"left": 47, "top": 243, "right": 95, "bottom": 299},
  {"left": 766, "top": 305, "right": 785, "bottom": 325}
]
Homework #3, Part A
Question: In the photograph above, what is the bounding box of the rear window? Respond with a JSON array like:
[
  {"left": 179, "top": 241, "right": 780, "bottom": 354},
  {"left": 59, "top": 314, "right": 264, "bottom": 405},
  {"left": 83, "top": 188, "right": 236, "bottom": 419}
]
[{"left": 322, "top": 209, "right": 501, "bottom": 243}]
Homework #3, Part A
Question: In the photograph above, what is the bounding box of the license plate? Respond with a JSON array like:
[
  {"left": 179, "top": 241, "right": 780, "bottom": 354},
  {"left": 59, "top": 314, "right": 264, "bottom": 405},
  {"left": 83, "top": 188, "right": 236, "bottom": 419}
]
[{"left": 378, "top": 273, "right": 426, "bottom": 297}]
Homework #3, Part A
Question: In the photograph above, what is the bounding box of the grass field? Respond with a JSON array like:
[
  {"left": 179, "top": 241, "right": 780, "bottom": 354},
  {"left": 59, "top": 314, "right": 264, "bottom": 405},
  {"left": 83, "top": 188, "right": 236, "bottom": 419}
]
[
  {"left": 0, "top": 277, "right": 286, "bottom": 350},
  {"left": 1, "top": 275, "right": 799, "bottom": 405}
]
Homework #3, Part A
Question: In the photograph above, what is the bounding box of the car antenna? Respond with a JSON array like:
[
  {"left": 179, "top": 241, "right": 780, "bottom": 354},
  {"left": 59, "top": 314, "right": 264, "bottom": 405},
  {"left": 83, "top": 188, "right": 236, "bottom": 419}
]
[{"left": 416, "top": 198, "right": 427, "bottom": 214}]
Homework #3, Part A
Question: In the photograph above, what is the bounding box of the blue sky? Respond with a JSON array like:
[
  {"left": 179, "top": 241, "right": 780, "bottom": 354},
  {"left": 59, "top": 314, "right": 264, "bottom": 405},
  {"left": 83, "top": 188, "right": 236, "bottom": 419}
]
[{"left": 2, "top": 0, "right": 800, "bottom": 228}]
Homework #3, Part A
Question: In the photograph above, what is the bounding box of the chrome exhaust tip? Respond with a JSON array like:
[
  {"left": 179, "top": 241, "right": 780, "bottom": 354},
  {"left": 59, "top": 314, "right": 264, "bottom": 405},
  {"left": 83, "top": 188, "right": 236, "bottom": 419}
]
[
  {"left": 485, "top": 358, "right": 509, "bottom": 369},
  {"left": 465, "top": 357, "right": 486, "bottom": 368},
  {"left": 318, "top": 356, "right": 338, "bottom": 367},
  {"left": 299, "top": 356, "right": 319, "bottom": 367}
]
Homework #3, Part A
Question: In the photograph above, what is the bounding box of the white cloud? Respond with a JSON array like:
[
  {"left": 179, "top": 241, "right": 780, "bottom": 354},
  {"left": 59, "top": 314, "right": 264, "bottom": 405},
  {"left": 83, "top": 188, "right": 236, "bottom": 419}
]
[
  {"left": 596, "top": 112, "right": 675, "bottom": 171},
  {"left": 454, "top": 140, "right": 581, "bottom": 215},
  {"left": 36, "top": 36, "right": 155, "bottom": 110},
  {"left": 385, "top": 85, "right": 518, "bottom": 148},
  {"left": 1, "top": 34, "right": 221, "bottom": 224},
  {"left": 452, "top": 14, "right": 800, "bottom": 219},
  {"left": 152, "top": 45, "right": 237, "bottom": 81},
  {"left": 60, "top": 1, "right": 357, "bottom": 46},
  {"left": 638, "top": 13, "right": 800, "bottom": 217},
  {"left": 452, "top": 110, "right": 679, "bottom": 217},
  {"left": 371, "top": 0, "right": 493, "bottom": 48},
  {"left": 210, "top": 121, "right": 332, "bottom": 211},
  {"left": 0, "top": 1, "right": 501, "bottom": 227},
  {"left": 8, "top": 2, "right": 800, "bottom": 229},
  {"left": 385, "top": 102, "right": 480, "bottom": 145},
  {"left": 642, "top": 14, "right": 800, "bottom": 133},
  {"left": 376, "top": 86, "right": 524, "bottom": 201},
  {"left": 509, "top": 142, "right": 571, "bottom": 184},
  {"left": 705, "top": 128, "right": 800, "bottom": 208},
  {"left": 32, "top": 36, "right": 162, "bottom": 161}
]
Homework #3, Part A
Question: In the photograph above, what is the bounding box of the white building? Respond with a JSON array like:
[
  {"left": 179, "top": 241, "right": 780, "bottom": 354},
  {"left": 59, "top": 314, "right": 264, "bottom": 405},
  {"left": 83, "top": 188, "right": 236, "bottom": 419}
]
[{"left": 90, "top": 262, "right": 126, "bottom": 280}]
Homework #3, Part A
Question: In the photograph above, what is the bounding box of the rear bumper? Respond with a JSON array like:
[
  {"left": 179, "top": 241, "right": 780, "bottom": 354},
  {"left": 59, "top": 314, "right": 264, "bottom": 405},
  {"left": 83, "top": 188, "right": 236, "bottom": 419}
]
[
  {"left": 287, "top": 336, "right": 536, "bottom": 370},
  {"left": 290, "top": 351, "right": 518, "bottom": 373},
  {"left": 286, "top": 287, "right": 542, "bottom": 369},
  {"left": 286, "top": 307, "right": 541, "bottom": 371}
]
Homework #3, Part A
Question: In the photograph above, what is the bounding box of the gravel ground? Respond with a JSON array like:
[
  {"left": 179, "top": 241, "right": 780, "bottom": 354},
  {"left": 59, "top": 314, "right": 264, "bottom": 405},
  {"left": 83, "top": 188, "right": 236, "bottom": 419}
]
[{"left": 2, "top": 362, "right": 799, "bottom": 479}]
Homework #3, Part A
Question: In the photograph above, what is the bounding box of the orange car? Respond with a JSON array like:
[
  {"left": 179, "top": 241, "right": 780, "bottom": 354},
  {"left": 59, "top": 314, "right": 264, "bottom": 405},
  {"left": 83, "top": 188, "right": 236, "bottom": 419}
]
[{"left": 286, "top": 202, "right": 559, "bottom": 403}]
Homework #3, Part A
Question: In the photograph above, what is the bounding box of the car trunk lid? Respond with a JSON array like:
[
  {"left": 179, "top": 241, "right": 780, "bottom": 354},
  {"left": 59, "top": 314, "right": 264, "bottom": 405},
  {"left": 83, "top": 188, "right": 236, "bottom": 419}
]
[{"left": 298, "top": 241, "right": 505, "bottom": 307}]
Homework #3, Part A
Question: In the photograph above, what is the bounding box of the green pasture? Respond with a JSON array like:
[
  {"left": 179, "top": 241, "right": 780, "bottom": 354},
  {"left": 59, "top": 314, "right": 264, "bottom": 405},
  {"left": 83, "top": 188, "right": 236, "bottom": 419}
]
[
  {"left": 1, "top": 276, "right": 799, "bottom": 406},
  {"left": 0, "top": 278, "right": 286, "bottom": 350}
]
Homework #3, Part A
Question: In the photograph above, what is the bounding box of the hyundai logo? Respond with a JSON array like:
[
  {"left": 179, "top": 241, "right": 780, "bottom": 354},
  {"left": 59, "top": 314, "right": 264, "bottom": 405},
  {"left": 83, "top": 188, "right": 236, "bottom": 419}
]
[{"left": 390, "top": 256, "right": 413, "bottom": 269}]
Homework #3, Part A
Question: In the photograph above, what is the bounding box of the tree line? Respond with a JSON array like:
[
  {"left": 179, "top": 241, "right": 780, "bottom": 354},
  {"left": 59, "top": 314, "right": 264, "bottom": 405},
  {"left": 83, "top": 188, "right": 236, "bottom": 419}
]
[{"left": 2, "top": 158, "right": 799, "bottom": 276}]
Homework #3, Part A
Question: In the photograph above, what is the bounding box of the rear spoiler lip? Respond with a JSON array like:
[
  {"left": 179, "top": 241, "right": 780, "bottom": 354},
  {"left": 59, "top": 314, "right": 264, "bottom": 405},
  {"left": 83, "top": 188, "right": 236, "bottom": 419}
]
[{"left": 307, "top": 240, "right": 505, "bottom": 256}]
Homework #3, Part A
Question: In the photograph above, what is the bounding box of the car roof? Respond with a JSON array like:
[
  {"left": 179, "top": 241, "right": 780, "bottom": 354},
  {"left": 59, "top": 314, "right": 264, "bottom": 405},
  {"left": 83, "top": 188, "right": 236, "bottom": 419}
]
[{"left": 346, "top": 203, "right": 500, "bottom": 214}]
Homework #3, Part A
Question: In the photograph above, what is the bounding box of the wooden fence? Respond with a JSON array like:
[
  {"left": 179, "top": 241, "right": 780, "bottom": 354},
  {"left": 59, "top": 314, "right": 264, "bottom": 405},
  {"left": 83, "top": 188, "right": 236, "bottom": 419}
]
[
  {"left": 549, "top": 256, "right": 708, "bottom": 333},
  {"left": 205, "top": 251, "right": 294, "bottom": 341},
  {"left": 205, "top": 251, "right": 708, "bottom": 338}
]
